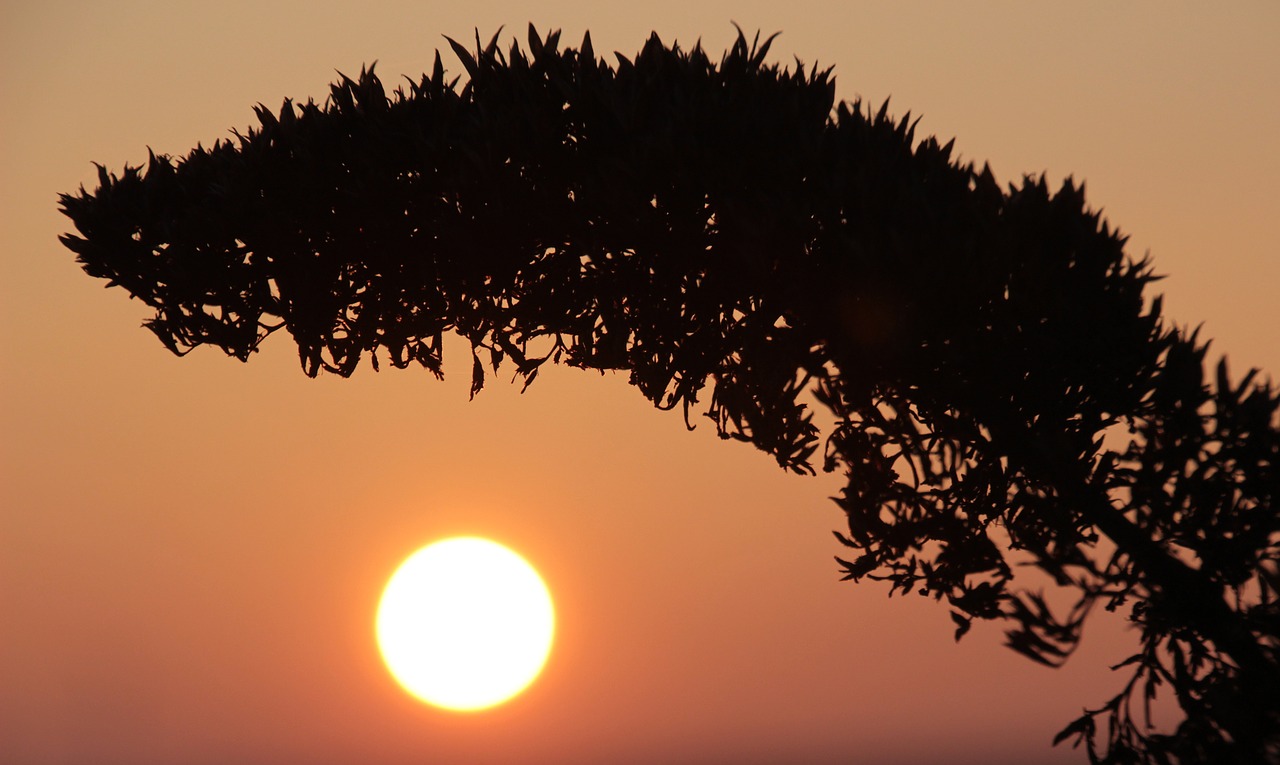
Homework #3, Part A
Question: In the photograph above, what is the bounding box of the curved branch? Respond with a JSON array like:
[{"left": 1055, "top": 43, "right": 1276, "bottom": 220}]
[{"left": 57, "top": 26, "right": 1279, "bottom": 762}]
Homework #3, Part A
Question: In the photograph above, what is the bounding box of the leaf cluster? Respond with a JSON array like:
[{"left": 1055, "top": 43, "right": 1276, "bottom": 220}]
[{"left": 58, "top": 26, "right": 1279, "bottom": 762}]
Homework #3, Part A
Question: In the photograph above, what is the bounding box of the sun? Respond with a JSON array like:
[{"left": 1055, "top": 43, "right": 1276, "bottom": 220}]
[{"left": 375, "top": 536, "right": 556, "bottom": 712}]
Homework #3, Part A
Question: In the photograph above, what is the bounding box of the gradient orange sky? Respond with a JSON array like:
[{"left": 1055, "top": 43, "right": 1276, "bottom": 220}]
[{"left": 3, "top": 3, "right": 1277, "bottom": 763}]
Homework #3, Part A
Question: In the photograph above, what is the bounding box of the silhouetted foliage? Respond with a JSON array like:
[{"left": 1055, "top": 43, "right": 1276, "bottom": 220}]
[{"left": 59, "top": 27, "right": 1279, "bottom": 763}]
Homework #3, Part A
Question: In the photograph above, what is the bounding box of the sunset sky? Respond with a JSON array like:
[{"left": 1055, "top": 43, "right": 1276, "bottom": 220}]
[{"left": 3, "top": 3, "right": 1277, "bottom": 763}]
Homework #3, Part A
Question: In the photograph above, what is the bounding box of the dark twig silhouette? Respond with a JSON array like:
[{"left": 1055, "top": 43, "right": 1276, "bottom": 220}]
[{"left": 58, "top": 27, "right": 1279, "bottom": 763}]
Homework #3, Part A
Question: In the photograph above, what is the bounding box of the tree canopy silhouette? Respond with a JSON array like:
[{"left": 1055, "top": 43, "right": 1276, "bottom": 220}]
[{"left": 58, "top": 27, "right": 1278, "bottom": 764}]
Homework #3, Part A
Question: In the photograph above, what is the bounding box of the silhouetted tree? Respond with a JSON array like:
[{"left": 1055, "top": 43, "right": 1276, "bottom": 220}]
[{"left": 58, "top": 27, "right": 1279, "bottom": 763}]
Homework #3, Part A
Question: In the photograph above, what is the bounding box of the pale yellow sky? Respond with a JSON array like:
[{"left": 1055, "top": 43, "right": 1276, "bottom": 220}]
[{"left": 2, "top": 2, "right": 1277, "bottom": 763}]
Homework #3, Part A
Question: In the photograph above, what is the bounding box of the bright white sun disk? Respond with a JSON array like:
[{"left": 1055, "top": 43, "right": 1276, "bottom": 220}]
[{"left": 376, "top": 537, "right": 555, "bottom": 711}]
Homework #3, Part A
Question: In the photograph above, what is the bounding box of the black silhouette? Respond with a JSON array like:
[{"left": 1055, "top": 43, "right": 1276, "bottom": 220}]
[{"left": 58, "top": 27, "right": 1279, "bottom": 764}]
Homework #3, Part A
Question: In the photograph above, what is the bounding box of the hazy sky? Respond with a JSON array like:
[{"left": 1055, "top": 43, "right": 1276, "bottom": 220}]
[{"left": 3, "top": 2, "right": 1277, "bottom": 763}]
